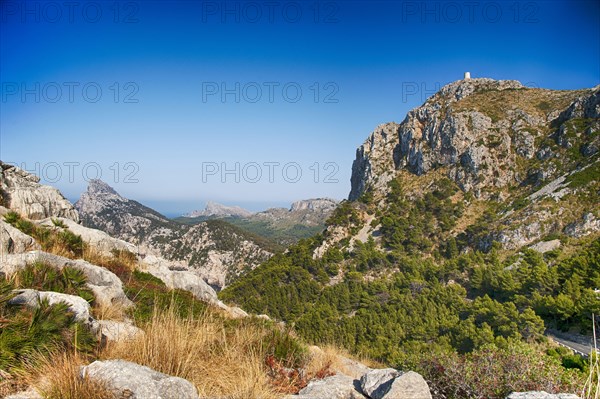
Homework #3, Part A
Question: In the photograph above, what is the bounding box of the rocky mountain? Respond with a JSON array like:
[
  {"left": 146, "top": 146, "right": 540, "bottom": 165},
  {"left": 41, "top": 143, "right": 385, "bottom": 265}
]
[
  {"left": 344, "top": 77, "right": 599, "bottom": 252},
  {"left": 183, "top": 201, "right": 253, "bottom": 218},
  {"left": 178, "top": 198, "right": 338, "bottom": 246},
  {"left": 75, "top": 180, "right": 273, "bottom": 290}
]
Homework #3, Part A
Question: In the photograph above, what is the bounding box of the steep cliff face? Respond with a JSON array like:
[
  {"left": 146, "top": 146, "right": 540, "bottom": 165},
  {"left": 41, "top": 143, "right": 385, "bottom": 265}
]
[
  {"left": 344, "top": 78, "right": 600, "bottom": 252},
  {"left": 75, "top": 180, "right": 272, "bottom": 290},
  {"left": 350, "top": 78, "right": 598, "bottom": 200},
  {"left": 0, "top": 161, "right": 80, "bottom": 222}
]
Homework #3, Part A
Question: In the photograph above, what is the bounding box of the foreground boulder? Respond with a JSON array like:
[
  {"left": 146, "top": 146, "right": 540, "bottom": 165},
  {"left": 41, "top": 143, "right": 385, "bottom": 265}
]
[
  {"left": 0, "top": 250, "right": 132, "bottom": 308},
  {"left": 360, "top": 369, "right": 432, "bottom": 399},
  {"left": 292, "top": 373, "right": 366, "bottom": 399},
  {"left": 506, "top": 392, "right": 581, "bottom": 399},
  {"left": 9, "top": 289, "right": 94, "bottom": 324},
  {"left": 81, "top": 360, "right": 199, "bottom": 399}
]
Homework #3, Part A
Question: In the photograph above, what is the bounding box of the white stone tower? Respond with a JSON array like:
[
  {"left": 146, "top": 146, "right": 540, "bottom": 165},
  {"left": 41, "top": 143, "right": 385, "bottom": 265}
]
[{"left": 464, "top": 72, "right": 471, "bottom": 80}]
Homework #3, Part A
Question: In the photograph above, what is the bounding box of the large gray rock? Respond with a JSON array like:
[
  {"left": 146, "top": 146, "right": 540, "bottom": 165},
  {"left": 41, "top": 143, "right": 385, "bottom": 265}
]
[
  {"left": 0, "top": 219, "right": 39, "bottom": 254},
  {"left": 360, "top": 368, "right": 402, "bottom": 398},
  {"left": 9, "top": 289, "right": 94, "bottom": 324},
  {"left": 292, "top": 373, "right": 366, "bottom": 399},
  {"left": 37, "top": 217, "right": 137, "bottom": 256},
  {"left": 0, "top": 250, "right": 132, "bottom": 308},
  {"left": 360, "top": 369, "right": 432, "bottom": 399},
  {"left": 140, "top": 254, "right": 219, "bottom": 303},
  {"left": 81, "top": 360, "right": 200, "bottom": 399},
  {"left": 0, "top": 162, "right": 79, "bottom": 222},
  {"left": 506, "top": 392, "right": 581, "bottom": 399}
]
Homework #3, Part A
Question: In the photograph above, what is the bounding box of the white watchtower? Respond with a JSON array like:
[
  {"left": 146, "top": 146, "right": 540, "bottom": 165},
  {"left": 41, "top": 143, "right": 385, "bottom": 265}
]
[{"left": 464, "top": 72, "right": 471, "bottom": 80}]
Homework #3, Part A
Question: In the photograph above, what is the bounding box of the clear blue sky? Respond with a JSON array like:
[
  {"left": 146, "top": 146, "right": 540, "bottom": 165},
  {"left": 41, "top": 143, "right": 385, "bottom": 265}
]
[{"left": 1, "top": 0, "right": 599, "bottom": 216}]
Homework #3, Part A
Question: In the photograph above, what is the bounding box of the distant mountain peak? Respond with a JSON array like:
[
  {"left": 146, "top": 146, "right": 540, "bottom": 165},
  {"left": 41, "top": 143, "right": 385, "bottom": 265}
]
[
  {"left": 290, "top": 198, "right": 338, "bottom": 212},
  {"left": 86, "top": 179, "right": 120, "bottom": 196},
  {"left": 183, "top": 201, "right": 253, "bottom": 218}
]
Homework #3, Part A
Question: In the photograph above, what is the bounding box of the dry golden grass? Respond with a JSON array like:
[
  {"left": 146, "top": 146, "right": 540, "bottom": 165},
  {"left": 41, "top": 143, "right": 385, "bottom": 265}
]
[
  {"left": 101, "top": 306, "right": 283, "bottom": 399},
  {"left": 27, "top": 352, "right": 117, "bottom": 399},
  {"left": 91, "top": 300, "right": 127, "bottom": 322}
]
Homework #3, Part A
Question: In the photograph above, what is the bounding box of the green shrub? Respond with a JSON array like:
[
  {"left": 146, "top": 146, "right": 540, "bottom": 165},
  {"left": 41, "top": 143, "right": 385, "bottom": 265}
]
[{"left": 15, "top": 262, "right": 95, "bottom": 304}]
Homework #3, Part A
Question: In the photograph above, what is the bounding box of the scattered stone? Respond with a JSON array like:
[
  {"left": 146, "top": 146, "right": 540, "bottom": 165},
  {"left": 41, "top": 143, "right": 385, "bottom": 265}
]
[{"left": 81, "top": 360, "right": 200, "bottom": 399}]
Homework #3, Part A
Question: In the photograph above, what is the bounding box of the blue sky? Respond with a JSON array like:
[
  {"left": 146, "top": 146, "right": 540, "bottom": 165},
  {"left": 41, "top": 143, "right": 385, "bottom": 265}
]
[{"left": 1, "top": 0, "right": 599, "bottom": 216}]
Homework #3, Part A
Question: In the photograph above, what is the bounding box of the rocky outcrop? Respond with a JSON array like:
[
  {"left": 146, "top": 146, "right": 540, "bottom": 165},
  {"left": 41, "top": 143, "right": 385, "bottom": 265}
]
[
  {"left": 0, "top": 161, "right": 79, "bottom": 222},
  {"left": 290, "top": 198, "right": 338, "bottom": 213},
  {"left": 506, "top": 392, "right": 581, "bottom": 399},
  {"left": 75, "top": 180, "right": 272, "bottom": 290},
  {"left": 564, "top": 213, "right": 600, "bottom": 238},
  {"left": 0, "top": 250, "right": 132, "bottom": 308},
  {"left": 81, "top": 360, "right": 200, "bottom": 399},
  {"left": 349, "top": 79, "right": 599, "bottom": 200},
  {"left": 0, "top": 219, "right": 39, "bottom": 254}
]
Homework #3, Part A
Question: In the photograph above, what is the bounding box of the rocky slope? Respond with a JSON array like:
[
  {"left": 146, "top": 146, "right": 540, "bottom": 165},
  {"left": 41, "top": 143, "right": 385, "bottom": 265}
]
[
  {"left": 75, "top": 180, "right": 272, "bottom": 290},
  {"left": 344, "top": 78, "right": 599, "bottom": 252}
]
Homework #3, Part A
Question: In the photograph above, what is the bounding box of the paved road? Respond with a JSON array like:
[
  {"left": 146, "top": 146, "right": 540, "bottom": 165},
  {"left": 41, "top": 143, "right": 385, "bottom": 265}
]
[{"left": 546, "top": 330, "right": 598, "bottom": 357}]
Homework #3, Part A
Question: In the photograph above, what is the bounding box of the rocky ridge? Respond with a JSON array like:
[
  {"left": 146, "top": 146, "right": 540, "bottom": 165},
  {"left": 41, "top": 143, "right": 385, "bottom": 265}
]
[{"left": 75, "top": 179, "right": 272, "bottom": 290}]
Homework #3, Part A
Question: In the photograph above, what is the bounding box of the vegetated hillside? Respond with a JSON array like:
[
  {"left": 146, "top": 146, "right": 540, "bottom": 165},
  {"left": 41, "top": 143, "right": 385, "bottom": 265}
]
[
  {"left": 75, "top": 180, "right": 275, "bottom": 290},
  {"left": 220, "top": 78, "right": 599, "bottom": 398},
  {"left": 175, "top": 198, "right": 338, "bottom": 246}
]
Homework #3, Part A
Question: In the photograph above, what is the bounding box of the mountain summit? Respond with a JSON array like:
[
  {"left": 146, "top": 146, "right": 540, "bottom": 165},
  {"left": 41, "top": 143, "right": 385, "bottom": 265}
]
[{"left": 350, "top": 78, "right": 599, "bottom": 201}]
